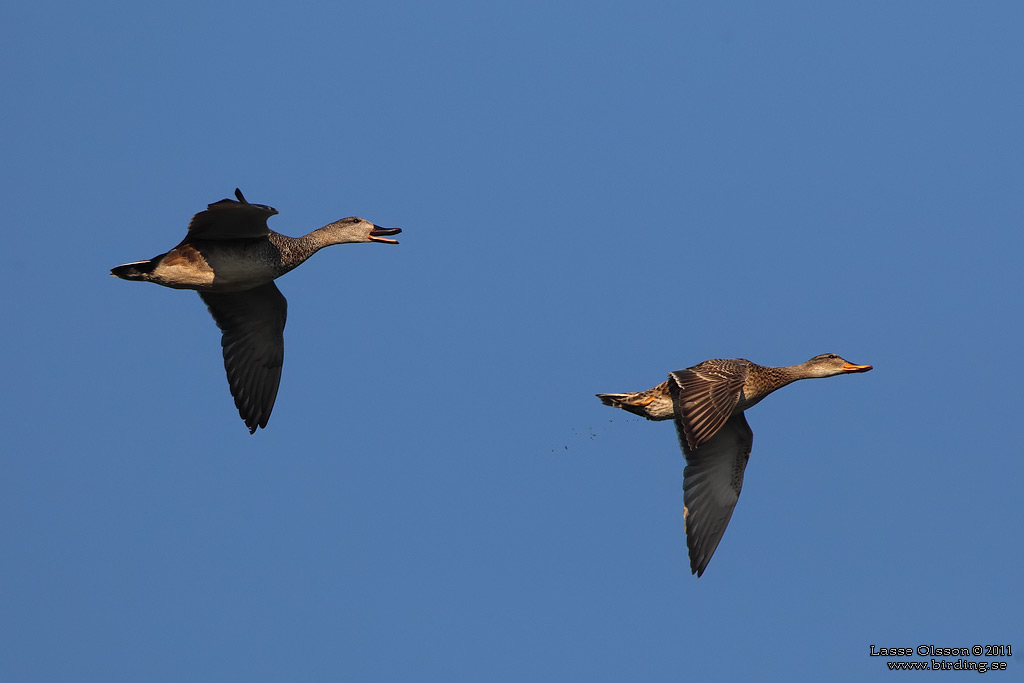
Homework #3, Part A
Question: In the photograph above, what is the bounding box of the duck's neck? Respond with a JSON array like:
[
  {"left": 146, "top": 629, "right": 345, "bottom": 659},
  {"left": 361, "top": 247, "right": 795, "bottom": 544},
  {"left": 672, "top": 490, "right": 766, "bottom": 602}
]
[
  {"left": 269, "top": 228, "right": 356, "bottom": 270},
  {"left": 293, "top": 228, "right": 339, "bottom": 255},
  {"left": 741, "top": 362, "right": 806, "bottom": 406},
  {"left": 770, "top": 361, "right": 829, "bottom": 383},
  {"left": 765, "top": 360, "right": 835, "bottom": 387}
]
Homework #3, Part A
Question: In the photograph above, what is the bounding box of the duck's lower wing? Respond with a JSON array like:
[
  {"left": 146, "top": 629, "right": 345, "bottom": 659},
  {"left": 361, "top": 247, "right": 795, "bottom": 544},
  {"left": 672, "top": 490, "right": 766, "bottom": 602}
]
[
  {"left": 199, "top": 282, "right": 287, "bottom": 433},
  {"left": 678, "top": 412, "right": 753, "bottom": 577}
]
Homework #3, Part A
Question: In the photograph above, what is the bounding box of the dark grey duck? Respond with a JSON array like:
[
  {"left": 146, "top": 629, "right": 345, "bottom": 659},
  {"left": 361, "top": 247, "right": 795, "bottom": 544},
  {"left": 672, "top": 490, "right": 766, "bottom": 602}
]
[{"left": 112, "top": 189, "right": 401, "bottom": 433}]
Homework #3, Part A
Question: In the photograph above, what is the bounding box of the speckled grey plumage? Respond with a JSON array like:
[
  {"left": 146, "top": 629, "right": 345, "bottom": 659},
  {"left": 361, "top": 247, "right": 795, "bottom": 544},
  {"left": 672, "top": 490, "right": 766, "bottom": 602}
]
[{"left": 111, "top": 189, "right": 401, "bottom": 433}]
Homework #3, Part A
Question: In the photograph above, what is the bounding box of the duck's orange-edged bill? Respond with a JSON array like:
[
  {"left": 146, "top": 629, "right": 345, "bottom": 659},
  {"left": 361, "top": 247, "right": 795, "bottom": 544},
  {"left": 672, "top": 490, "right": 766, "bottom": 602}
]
[
  {"left": 369, "top": 225, "right": 401, "bottom": 244},
  {"left": 841, "top": 362, "right": 872, "bottom": 373}
]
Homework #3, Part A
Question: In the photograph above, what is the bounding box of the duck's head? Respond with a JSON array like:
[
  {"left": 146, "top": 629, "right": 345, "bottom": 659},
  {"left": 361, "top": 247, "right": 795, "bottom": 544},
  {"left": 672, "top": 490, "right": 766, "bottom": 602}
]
[
  {"left": 802, "top": 353, "right": 873, "bottom": 377},
  {"left": 321, "top": 217, "right": 402, "bottom": 244}
]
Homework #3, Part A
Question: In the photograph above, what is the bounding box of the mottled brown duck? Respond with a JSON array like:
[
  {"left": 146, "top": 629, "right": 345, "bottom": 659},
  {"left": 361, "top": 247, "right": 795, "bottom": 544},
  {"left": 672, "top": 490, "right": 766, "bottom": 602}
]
[
  {"left": 111, "top": 189, "right": 401, "bottom": 433},
  {"left": 597, "top": 353, "right": 872, "bottom": 577}
]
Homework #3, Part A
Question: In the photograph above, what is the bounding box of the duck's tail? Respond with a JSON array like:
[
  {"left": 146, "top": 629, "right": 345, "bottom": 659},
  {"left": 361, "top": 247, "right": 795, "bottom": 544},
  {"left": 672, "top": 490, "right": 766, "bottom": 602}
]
[
  {"left": 596, "top": 393, "right": 630, "bottom": 408},
  {"left": 595, "top": 392, "right": 652, "bottom": 418},
  {"left": 111, "top": 259, "right": 157, "bottom": 281}
]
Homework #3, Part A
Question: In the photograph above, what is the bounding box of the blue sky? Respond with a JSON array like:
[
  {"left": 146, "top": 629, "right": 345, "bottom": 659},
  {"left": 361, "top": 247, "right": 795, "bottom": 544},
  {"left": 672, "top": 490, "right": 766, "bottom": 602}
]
[{"left": 2, "top": 1, "right": 1021, "bottom": 680}]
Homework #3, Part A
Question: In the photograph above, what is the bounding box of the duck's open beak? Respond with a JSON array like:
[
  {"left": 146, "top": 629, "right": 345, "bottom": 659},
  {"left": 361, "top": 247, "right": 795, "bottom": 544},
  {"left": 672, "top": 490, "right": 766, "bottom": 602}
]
[
  {"left": 369, "top": 225, "right": 401, "bottom": 244},
  {"left": 841, "top": 362, "right": 873, "bottom": 373}
]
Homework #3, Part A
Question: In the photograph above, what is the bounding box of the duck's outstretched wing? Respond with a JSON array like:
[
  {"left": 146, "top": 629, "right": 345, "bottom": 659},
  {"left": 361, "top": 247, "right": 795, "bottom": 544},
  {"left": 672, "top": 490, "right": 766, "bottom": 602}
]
[
  {"left": 668, "top": 359, "right": 747, "bottom": 450},
  {"left": 181, "top": 188, "right": 279, "bottom": 243},
  {"left": 199, "top": 282, "right": 287, "bottom": 433},
  {"left": 678, "top": 413, "right": 753, "bottom": 577}
]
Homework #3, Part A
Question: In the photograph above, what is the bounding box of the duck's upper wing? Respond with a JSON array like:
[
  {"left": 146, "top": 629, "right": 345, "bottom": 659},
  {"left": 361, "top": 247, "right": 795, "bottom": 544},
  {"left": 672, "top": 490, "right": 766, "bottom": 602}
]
[
  {"left": 181, "top": 188, "right": 279, "bottom": 243},
  {"left": 668, "top": 359, "right": 748, "bottom": 450},
  {"left": 199, "top": 282, "right": 287, "bottom": 433},
  {"left": 678, "top": 412, "right": 753, "bottom": 577}
]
